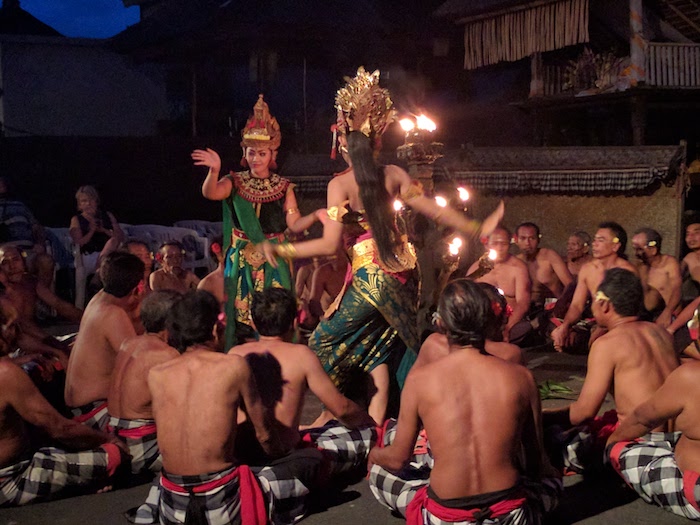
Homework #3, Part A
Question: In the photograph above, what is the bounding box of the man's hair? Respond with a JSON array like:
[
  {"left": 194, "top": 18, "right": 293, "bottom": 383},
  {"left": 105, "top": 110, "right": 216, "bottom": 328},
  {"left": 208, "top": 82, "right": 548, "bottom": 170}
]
[
  {"left": 166, "top": 290, "right": 220, "bottom": 353},
  {"left": 437, "top": 279, "right": 490, "bottom": 349},
  {"left": 571, "top": 231, "right": 591, "bottom": 246},
  {"left": 490, "top": 224, "right": 511, "bottom": 240},
  {"left": 598, "top": 221, "right": 627, "bottom": 257},
  {"left": 124, "top": 239, "right": 150, "bottom": 252},
  {"left": 516, "top": 222, "right": 540, "bottom": 238},
  {"left": 476, "top": 282, "right": 507, "bottom": 341},
  {"left": 100, "top": 252, "right": 144, "bottom": 298},
  {"left": 159, "top": 240, "right": 185, "bottom": 254},
  {"left": 634, "top": 227, "right": 662, "bottom": 252},
  {"left": 75, "top": 185, "right": 100, "bottom": 204},
  {"left": 598, "top": 268, "right": 643, "bottom": 318},
  {"left": 251, "top": 288, "right": 296, "bottom": 337},
  {"left": 141, "top": 290, "right": 182, "bottom": 333},
  {"left": 684, "top": 213, "right": 700, "bottom": 230}
]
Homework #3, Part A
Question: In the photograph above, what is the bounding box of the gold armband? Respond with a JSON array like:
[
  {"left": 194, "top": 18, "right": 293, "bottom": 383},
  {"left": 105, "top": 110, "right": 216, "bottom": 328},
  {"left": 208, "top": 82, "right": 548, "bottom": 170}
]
[
  {"left": 286, "top": 207, "right": 300, "bottom": 215},
  {"left": 276, "top": 243, "right": 298, "bottom": 259},
  {"left": 400, "top": 180, "right": 425, "bottom": 202}
]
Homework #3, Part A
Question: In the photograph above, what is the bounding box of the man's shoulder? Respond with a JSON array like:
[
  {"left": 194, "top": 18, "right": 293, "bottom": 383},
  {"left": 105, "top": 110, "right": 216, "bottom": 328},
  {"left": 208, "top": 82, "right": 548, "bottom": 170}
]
[
  {"left": 660, "top": 254, "right": 680, "bottom": 268},
  {"left": 540, "top": 247, "right": 565, "bottom": 262},
  {"left": 507, "top": 255, "right": 529, "bottom": 270}
]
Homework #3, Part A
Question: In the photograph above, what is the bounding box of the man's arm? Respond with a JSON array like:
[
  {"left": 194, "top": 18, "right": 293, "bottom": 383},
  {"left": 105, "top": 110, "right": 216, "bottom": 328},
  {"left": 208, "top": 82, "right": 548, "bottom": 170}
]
[
  {"left": 303, "top": 348, "right": 375, "bottom": 429},
  {"left": 368, "top": 372, "right": 421, "bottom": 472},
  {"left": 506, "top": 263, "right": 531, "bottom": 334},
  {"left": 104, "top": 308, "right": 137, "bottom": 355},
  {"left": 543, "top": 340, "right": 613, "bottom": 426},
  {"left": 547, "top": 249, "right": 573, "bottom": 290},
  {"left": 607, "top": 364, "right": 691, "bottom": 445},
  {"left": 1, "top": 360, "right": 113, "bottom": 450},
  {"left": 35, "top": 282, "right": 82, "bottom": 323},
  {"left": 552, "top": 266, "right": 592, "bottom": 350},
  {"left": 657, "top": 257, "right": 682, "bottom": 328},
  {"left": 667, "top": 296, "right": 700, "bottom": 334}
]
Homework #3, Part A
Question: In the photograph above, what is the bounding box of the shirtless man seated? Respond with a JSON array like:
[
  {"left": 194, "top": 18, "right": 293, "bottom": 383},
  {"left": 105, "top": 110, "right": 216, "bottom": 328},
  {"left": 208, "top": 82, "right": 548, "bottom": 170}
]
[
  {"left": 149, "top": 241, "right": 199, "bottom": 293},
  {"left": 543, "top": 268, "right": 678, "bottom": 473},
  {"left": 197, "top": 238, "right": 224, "bottom": 306},
  {"left": 0, "top": 357, "right": 126, "bottom": 506},
  {"left": 230, "top": 288, "right": 375, "bottom": 477},
  {"left": 551, "top": 222, "right": 638, "bottom": 352},
  {"left": 467, "top": 226, "right": 531, "bottom": 344},
  {"left": 145, "top": 290, "right": 322, "bottom": 525},
  {"left": 368, "top": 279, "right": 560, "bottom": 523},
  {"left": 300, "top": 250, "right": 348, "bottom": 331},
  {"left": 607, "top": 360, "right": 700, "bottom": 520},
  {"left": 632, "top": 228, "right": 681, "bottom": 328},
  {"left": 681, "top": 216, "right": 700, "bottom": 303},
  {"left": 107, "top": 290, "right": 181, "bottom": 475},
  {"left": 0, "top": 244, "right": 82, "bottom": 349},
  {"left": 65, "top": 252, "right": 144, "bottom": 430},
  {"left": 415, "top": 282, "right": 522, "bottom": 367},
  {"left": 566, "top": 231, "right": 593, "bottom": 278}
]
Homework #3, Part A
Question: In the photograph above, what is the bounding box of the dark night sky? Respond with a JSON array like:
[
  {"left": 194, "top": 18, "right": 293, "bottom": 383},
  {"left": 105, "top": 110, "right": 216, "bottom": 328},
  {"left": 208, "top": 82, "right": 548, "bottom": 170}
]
[{"left": 21, "top": 0, "right": 139, "bottom": 38}]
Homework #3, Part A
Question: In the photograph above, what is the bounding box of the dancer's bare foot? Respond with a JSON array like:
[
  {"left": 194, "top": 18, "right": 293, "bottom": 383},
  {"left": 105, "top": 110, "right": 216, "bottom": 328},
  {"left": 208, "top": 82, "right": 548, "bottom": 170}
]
[{"left": 480, "top": 200, "right": 505, "bottom": 238}]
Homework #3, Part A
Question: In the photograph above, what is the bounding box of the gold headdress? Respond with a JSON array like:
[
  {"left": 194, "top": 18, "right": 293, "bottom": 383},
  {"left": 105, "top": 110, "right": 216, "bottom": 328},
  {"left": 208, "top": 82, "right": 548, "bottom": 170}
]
[
  {"left": 335, "top": 67, "right": 396, "bottom": 140},
  {"left": 241, "top": 94, "right": 281, "bottom": 151}
]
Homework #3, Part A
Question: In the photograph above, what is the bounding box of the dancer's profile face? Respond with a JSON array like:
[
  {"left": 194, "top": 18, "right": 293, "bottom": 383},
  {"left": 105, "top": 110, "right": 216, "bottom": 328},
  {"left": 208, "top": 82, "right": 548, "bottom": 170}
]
[{"left": 245, "top": 147, "right": 272, "bottom": 176}]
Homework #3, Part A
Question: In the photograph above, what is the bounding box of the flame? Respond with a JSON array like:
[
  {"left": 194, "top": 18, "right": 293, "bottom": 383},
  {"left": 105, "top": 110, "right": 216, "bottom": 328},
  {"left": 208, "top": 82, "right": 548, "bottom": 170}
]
[
  {"left": 452, "top": 237, "right": 463, "bottom": 248},
  {"left": 457, "top": 187, "right": 469, "bottom": 202},
  {"left": 399, "top": 118, "right": 416, "bottom": 132},
  {"left": 448, "top": 243, "right": 460, "bottom": 256},
  {"left": 416, "top": 114, "right": 437, "bottom": 132},
  {"left": 435, "top": 196, "right": 448, "bottom": 207},
  {"left": 393, "top": 199, "right": 403, "bottom": 211},
  {"left": 488, "top": 249, "right": 498, "bottom": 260}
]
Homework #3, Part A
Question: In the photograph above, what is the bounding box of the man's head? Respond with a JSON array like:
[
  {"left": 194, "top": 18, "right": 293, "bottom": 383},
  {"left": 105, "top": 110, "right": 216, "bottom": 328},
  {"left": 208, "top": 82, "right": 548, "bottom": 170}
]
[
  {"left": 593, "top": 268, "right": 643, "bottom": 326},
  {"left": 158, "top": 241, "right": 185, "bottom": 271},
  {"left": 477, "top": 282, "right": 509, "bottom": 342},
  {"left": 100, "top": 252, "right": 145, "bottom": 299},
  {"left": 166, "top": 290, "right": 221, "bottom": 353},
  {"left": 686, "top": 218, "right": 700, "bottom": 252},
  {"left": 126, "top": 240, "right": 153, "bottom": 272},
  {"left": 632, "top": 228, "right": 662, "bottom": 263},
  {"left": 141, "top": 290, "right": 182, "bottom": 334},
  {"left": 437, "top": 279, "right": 491, "bottom": 349},
  {"left": 567, "top": 231, "right": 591, "bottom": 261},
  {"left": 251, "top": 287, "right": 296, "bottom": 337},
  {"left": 0, "top": 245, "right": 27, "bottom": 282},
  {"left": 593, "top": 222, "right": 627, "bottom": 260},
  {"left": 487, "top": 226, "right": 512, "bottom": 262},
  {"left": 515, "top": 222, "right": 540, "bottom": 257}
]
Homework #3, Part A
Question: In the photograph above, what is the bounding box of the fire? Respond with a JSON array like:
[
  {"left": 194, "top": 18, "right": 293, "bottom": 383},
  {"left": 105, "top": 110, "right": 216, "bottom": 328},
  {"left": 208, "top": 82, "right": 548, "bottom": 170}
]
[
  {"left": 435, "top": 196, "right": 448, "bottom": 207},
  {"left": 393, "top": 199, "right": 403, "bottom": 211},
  {"left": 399, "top": 118, "right": 415, "bottom": 132},
  {"left": 451, "top": 237, "right": 463, "bottom": 248},
  {"left": 448, "top": 243, "right": 460, "bottom": 256},
  {"left": 416, "top": 114, "right": 437, "bottom": 132},
  {"left": 457, "top": 187, "right": 469, "bottom": 202},
  {"left": 488, "top": 249, "right": 498, "bottom": 260}
]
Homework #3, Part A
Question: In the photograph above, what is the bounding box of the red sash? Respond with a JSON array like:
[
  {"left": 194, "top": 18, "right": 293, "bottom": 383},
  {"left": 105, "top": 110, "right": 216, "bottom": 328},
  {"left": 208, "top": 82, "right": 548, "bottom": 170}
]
[{"left": 406, "top": 486, "right": 526, "bottom": 525}]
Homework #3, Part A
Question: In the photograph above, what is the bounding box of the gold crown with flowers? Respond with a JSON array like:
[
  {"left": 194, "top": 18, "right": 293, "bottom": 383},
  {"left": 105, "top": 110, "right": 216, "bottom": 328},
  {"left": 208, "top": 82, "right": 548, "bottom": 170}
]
[
  {"left": 335, "top": 67, "right": 397, "bottom": 140},
  {"left": 241, "top": 94, "right": 281, "bottom": 151}
]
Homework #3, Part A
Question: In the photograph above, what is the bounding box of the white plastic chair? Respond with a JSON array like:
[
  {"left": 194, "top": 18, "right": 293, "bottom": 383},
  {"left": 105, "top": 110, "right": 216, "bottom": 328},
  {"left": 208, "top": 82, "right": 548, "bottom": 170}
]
[{"left": 45, "top": 227, "right": 96, "bottom": 308}]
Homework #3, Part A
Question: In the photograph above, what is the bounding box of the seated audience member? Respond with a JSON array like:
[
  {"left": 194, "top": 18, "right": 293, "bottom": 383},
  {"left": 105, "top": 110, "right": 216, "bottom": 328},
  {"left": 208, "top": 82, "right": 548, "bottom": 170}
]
[
  {"left": 300, "top": 250, "right": 348, "bottom": 331},
  {"left": 230, "top": 288, "right": 375, "bottom": 475},
  {"left": 566, "top": 231, "right": 593, "bottom": 277},
  {"left": 149, "top": 241, "right": 200, "bottom": 293},
  {"left": 369, "top": 279, "right": 560, "bottom": 523},
  {"left": 0, "top": 176, "right": 55, "bottom": 288},
  {"left": 607, "top": 361, "right": 700, "bottom": 520},
  {"left": 69, "top": 185, "right": 125, "bottom": 276},
  {"left": 107, "top": 290, "right": 181, "bottom": 475},
  {"left": 414, "top": 282, "right": 522, "bottom": 367},
  {"left": 0, "top": 357, "right": 127, "bottom": 506},
  {"left": 543, "top": 268, "right": 678, "bottom": 473},
  {"left": 64, "top": 252, "right": 144, "bottom": 430},
  {"left": 295, "top": 257, "right": 319, "bottom": 304},
  {"left": 551, "top": 222, "right": 638, "bottom": 352},
  {"left": 681, "top": 216, "right": 700, "bottom": 304},
  {"left": 467, "top": 225, "right": 532, "bottom": 344},
  {"left": 143, "top": 290, "right": 322, "bottom": 525},
  {"left": 0, "top": 244, "right": 82, "bottom": 348},
  {"left": 632, "top": 228, "right": 681, "bottom": 328},
  {"left": 197, "top": 237, "right": 224, "bottom": 306}
]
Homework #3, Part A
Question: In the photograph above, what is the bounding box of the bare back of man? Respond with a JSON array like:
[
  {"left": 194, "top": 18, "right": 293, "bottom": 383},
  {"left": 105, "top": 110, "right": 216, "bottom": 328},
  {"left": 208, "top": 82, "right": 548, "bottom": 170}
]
[
  {"left": 149, "top": 351, "right": 270, "bottom": 476},
  {"left": 405, "top": 349, "right": 540, "bottom": 498},
  {"left": 231, "top": 338, "right": 372, "bottom": 431},
  {"left": 415, "top": 332, "right": 522, "bottom": 368},
  {"left": 592, "top": 321, "right": 677, "bottom": 426},
  {"left": 108, "top": 334, "right": 179, "bottom": 420},
  {"left": 65, "top": 290, "right": 136, "bottom": 408},
  {"left": 197, "top": 267, "right": 224, "bottom": 306}
]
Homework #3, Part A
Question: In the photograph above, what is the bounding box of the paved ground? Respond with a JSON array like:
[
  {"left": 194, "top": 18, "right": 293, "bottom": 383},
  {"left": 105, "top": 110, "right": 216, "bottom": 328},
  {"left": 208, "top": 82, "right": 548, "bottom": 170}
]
[{"left": 0, "top": 347, "right": 691, "bottom": 525}]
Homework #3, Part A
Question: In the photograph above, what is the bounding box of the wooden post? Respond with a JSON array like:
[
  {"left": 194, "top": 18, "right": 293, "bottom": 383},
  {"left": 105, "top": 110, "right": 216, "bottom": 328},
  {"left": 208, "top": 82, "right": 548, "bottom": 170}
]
[
  {"left": 631, "top": 94, "right": 646, "bottom": 146},
  {"left": 530, "top": 52, "right": 544, "bottom": 98},
  {"left": 630, "top": 0, "right": 646, "bottom": 85}
]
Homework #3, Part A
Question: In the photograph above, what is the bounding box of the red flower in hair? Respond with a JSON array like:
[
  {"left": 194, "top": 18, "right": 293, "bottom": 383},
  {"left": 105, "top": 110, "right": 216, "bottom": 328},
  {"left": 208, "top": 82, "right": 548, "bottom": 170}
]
[
  {"left": 491, "top": 301, "right": 503, "bottom": 317},
  {"left": 155, "top": 252, "right": 163, "bottom": 263},
  {"left": 480, "top": 236, "right": 489, "bottom": 246},
  {"left": 505, "top": 304, "right": 513, "bottom": 318},
  {"left": 211, "top": 243, "right": 222, "bottom": 255}
]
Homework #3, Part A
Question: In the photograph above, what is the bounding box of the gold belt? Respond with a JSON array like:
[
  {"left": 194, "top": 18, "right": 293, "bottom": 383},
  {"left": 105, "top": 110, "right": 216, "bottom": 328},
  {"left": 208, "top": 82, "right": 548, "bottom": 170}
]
[{"left": 351, "top": 238, "right": 417, "bottom": 273}]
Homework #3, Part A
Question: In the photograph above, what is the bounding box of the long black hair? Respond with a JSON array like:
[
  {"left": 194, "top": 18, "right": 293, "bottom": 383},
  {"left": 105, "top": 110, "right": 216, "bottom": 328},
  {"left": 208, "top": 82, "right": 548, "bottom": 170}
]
[{"left": 347, "top": 131, "right": 399, "bottom": 270}]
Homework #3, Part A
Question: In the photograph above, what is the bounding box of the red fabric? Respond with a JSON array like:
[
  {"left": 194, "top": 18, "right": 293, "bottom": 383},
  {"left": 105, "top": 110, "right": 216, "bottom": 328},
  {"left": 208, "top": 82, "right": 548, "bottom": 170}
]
[
  {"left": 413, "top": 429, "right": 429, "bottom": 456},
  {"left": 115, "top": 423, "right": 157, "bottom": 439},
  {"left": 405, "top": 485, "right": 526, "bottom": 525},
  {"left": 683, "top": 469, "right": 700, "bottom": 513},
  {"left": 607, "top": 441, "right": 627, "bottom": 474},
  {"left": 73, "top": 401, "right": 108, "bottom": 424},
  {"left": 161, "top": 465, "right": 267, "bottom": 525},
  {"left": 588, "top": 410, "right": 619, "bottom": 446},
  {"left": 100, "top": 443, "right": 123, "bottom": 477},
  {"left": 232, "top": 228, "right": 285, "bottom": 242}
]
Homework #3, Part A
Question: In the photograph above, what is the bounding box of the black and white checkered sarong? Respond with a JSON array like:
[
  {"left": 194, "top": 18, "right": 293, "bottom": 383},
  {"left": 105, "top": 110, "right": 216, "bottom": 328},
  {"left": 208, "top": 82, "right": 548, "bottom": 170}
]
[
  {"left": 70, "top": 399, "right": 110, "bottom": 431},
  {"left": 369, "top": 419, "right": 561, "bottom": 523},
  {"left": 607, "top": 431, "right": 700, "bottom": 520},
  {"left": 108, "top": 416, "right": 160, "bottom": 474},
  {"left": 300, "top": 421, "right": 377, "bottom": 477},
  {"left": 0, "top": 445, "right": 115, "bottom": 506}
]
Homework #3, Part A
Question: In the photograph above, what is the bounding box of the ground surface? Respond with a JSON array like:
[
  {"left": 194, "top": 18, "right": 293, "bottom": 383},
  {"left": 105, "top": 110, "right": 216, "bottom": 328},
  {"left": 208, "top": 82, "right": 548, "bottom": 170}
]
[{"left": 0, "top": 346, "right": 691, "bottom": 525}]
